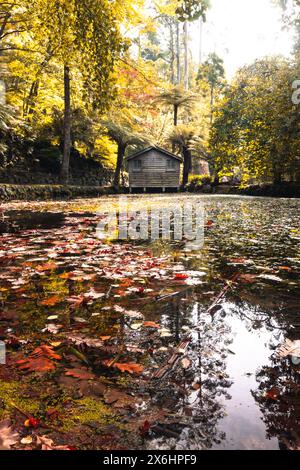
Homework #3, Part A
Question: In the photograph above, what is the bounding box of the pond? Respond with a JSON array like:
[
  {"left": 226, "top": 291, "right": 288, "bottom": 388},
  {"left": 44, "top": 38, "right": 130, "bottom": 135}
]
[{"left": 0, "top": 195, "right": 300, "bottom": 450}]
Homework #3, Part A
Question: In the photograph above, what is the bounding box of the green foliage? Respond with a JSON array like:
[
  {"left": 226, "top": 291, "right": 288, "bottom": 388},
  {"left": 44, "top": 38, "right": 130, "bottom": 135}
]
[
  {"left": 175, "top": 0, "right": 210, "bottom": 22},
  {"left": 186, "top": 173, "right": 211, "bottom": 191},
  {"left": 209, "top": 57, "right": 300, "bottom": 185},
  {"left": 197, "top": 53, "right": 225, "bottom": 91}
]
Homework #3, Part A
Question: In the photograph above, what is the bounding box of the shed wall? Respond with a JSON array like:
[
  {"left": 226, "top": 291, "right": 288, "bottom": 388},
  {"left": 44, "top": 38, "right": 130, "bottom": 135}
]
[{"left": 128, "top": 149, "right": 180, "bottom": 188}]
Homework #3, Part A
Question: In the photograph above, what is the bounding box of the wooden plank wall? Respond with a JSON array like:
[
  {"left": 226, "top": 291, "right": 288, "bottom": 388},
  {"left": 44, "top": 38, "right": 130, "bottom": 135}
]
[{"left": 128, "top": 149, "right": 180, "bottom": 188}]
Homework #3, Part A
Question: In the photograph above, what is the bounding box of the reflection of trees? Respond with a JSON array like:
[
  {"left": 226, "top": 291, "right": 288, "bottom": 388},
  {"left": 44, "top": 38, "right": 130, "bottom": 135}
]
[
  {"left": 149, "top": 301, "right": 233, "bottom": 450},
  {"left": 253, "top": 353, "right": 300, "bottom": 450}
]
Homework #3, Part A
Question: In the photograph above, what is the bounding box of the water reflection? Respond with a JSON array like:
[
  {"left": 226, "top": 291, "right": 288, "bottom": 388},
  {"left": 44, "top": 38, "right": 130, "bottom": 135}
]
[{"left": 1, "top": 195, "right": 300, "bottom": 450}]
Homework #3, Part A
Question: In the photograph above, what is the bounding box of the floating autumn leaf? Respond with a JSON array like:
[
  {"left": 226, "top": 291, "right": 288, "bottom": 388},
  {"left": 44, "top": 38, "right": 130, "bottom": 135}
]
[
  {"left": 113, "top": 362, "right": 144, "bottom": 374},
  {"left": 36, "top": 435, "right": 75, "bottom": 451},
  {"left": 174, "top": 273, "right": 189, "bottom": 280},
  {"left": 139, "top": 420, "right": 151, "bottom": 437},
  {"left": 238, "top": 274, "right": 258, "bottom": 284},
  {"left": 65, "top": 368, "right": 95, "bottom": 380},
  {"left": 228, "top": 257, "right": 248, "bottom": 264},
  {"left": 99, "top": 336, "right": 111, "bottom": 341},
  {"left": 66, "top": 294, "right": 89, "bottom": 308},
  {"left": 0, "top": 419, "right": 19, "bottom": 450},
  {"left": 143, "top": 321, "right": 160, "bottom": 329},
  {"left": 16, "top": 344, "right": 61, "bottom": 372},
  {"left": 35, "top": 262, "right": 57, "bottom": 272},
  {"left": 277, "top": 339, "right": 300, "bottom": 359},
  {"left": 278, "top": 266, "right": 292, "bottom": 272},
  {"left": 205, "top": 220, "right": 214, "bottom": 227},
  {"left": 66, "top": 333, "right": 103, "bottom": 348},
  {"left": 17, "top": 357, "right": 56, "bottom": 372},
  {"left": 104, "top": 388, "right": 136, "bottom": 408},
  {"left": 40, "top": 295, "right": 61, "bottom": 307},
  {"left": 20, "top": 435, "right": 33, "bottom": 445},
  {"left": 181, "top": 357, "right": 191, "bottom": 369},
  {"left": 33, "top": 345, "right": 61, "bottom": 360}
]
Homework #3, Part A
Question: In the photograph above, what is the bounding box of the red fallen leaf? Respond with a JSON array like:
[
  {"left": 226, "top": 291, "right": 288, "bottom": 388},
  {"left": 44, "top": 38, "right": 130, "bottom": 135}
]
[
  {"left": 35, "top": 262, "right": 57, "bottom": 272},
  {"left": 228, "top": 257, "right": 247, "bottom": 264},
  {"left": 278, "top": 266, "right": 292, "bottom": 272},
  {"left": 59, "top": 272, "right": 75, "bottom": 279},
  {"left": 238, "top": 274, "right": 258, "bottom": 284},
  {"left": 181, "top": 357, "right": 191, "bottom": 369},
  {"left": 103, "top": 360, "right": 143, "bottom": 375},
  {"left": 114, "top": 362, "right": 143, "bottom": 374},
  {"left": 40, "top": 295, "right": 61, "bottom": 307},
  {"left": 32, "top": 345, "right": 62, "bottom": 360},
  {"left": 99, "top": 336, "right": 111, "bottom": 341},
  {"left": 16, "top": 344, "right": 61, "bottom": 372},
  {"left": 139, "top": 420, "right": 151, "bottom": 437},
  {"left": 65, "top": 368, "right": 95, "bottom": 380},
  {"left": 205, "top": 220, "right": 214, "bottom": 227},
  {"left": 36, "top": 435, "right": 76, "bottom": 450},
  {"left": 17, "top": 357, "right": 56, "bottom": 372},
  {"left": 143, "top": 321, "right": 160, "bottom": 329},
  {"left": 66, "top": 294, "right": 89, "bottom": 308},
  {"left": 174, "top": 273, "right": 189, "bottom": 280},
  {"left": 24, "top": 417, "right": 40, "bottom": 428},
  {"left": 265, "top": 387, "right": 280, "bottom": 401}
]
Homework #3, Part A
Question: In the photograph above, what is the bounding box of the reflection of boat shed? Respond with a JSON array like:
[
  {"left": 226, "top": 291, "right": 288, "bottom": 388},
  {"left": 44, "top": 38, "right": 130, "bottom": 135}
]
[{"left": 126, "top": 146, "right": 183, "bottom": 192}]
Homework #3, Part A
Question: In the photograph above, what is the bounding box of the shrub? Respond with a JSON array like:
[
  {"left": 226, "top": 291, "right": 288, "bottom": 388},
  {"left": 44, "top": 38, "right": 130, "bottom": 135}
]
[{"left": 186, "top": 174, "right": 212, "bottom": 192}]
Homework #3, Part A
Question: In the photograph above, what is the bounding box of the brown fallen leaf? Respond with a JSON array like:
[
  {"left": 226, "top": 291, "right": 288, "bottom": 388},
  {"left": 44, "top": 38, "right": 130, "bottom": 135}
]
[
  {"left": 40, "top": 295, "right": 61, "bottom": 307},
  {"left": 143, "top": 321, "right": 160, "bottom": 329},
  {"left": 114, "top": 362, "right": 144, "bottom": 374},
  {"left": 35, "top": 262, "right": 57, "bottom": 272},
  {"left": 238, "top": 274, "right": 258, "bottom": 284},
  {"left": 277, "top": 339, "right": 300, "bottom": 359},
  {"left": 104, "top": 388, "right": 136, "bottom": 408},
  {"left": 0, "top": 419, "right": 19, "bottom": 450},
  {"left": 16, "top": 344, "right": 61, "bottom": 372},
  {"left": 36, "top": 435, "right": 74, "bottom": 450},
  {"left": 181, "top": 358, "right": 191, "bottom": 369},
  {"left": 17, "top": 357, "right": 56, "bottom": 372},
  {"left": 32, "top": 345, "right": 61, "bottom": 360},
  {"left": 65, "top": 368, "right": 95, "bottom": 380}
]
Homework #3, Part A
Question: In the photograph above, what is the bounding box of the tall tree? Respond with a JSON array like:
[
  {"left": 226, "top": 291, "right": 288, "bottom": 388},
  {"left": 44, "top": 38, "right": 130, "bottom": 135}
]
[
  {"left": 210, "top": 57, "right": 300, "bottom": 185},
  {"left": 169, "top": 124, "right": 196, "bottom": 187},
  {"left": 175, "top": 0, "right": 210, "bottom": 90},
  {"left": 23, "top": 0, "right": 124, "bottom": 183},
  {"left": 156, "top": 86, "right": 197, "bottom": 126},
  {"left": 197, "top": 52, "right": 225, "bottom": 124},
  {"left": 101, "top": 118, "right": 148, "bottom": 188}
]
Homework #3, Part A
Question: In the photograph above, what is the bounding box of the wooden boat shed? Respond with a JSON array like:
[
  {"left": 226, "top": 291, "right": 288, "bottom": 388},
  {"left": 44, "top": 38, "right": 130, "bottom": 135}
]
[{"left": 126, "top": 146, "right": 183, "bottom": 192}]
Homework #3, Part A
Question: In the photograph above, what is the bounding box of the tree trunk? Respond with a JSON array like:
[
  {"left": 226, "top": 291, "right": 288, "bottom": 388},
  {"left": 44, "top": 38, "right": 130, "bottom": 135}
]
[
  {"left": 199, "top": 18, "right": 203, "bottom": 65},
  {"left": 60, "top": 65, "right": 71, "bottom": 184},
  {"left": 114, "top": 143, "right": 126, "bottom": 188},
  {"left": 174, "top": 104, "right": 178, "bottom": 126},
  {"left": 213, "top": 173, "right": 220, "bottom": 186},
  {"left": 176, "top": 21, "right": 181, "bottom": 85},
  {"left": 183, "top": 21, "right": 189, "bottom": 90},
  {"left": 273, "top": 171, "right": 282, "bottom": 185},
  {"left": 210, "top": 85, "right": 214, "bottom": 125},
  {"left": 182, "top": 146, "right": 191, "bottom": 188},
  {"left": 170, "top": 23, "right": 175, "bottom": 85}
]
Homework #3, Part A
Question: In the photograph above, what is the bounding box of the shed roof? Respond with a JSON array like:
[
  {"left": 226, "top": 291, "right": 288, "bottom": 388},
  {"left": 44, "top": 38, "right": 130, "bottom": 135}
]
[{"left": 126, "top": 146, "right": 183, "bottom": 162}]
